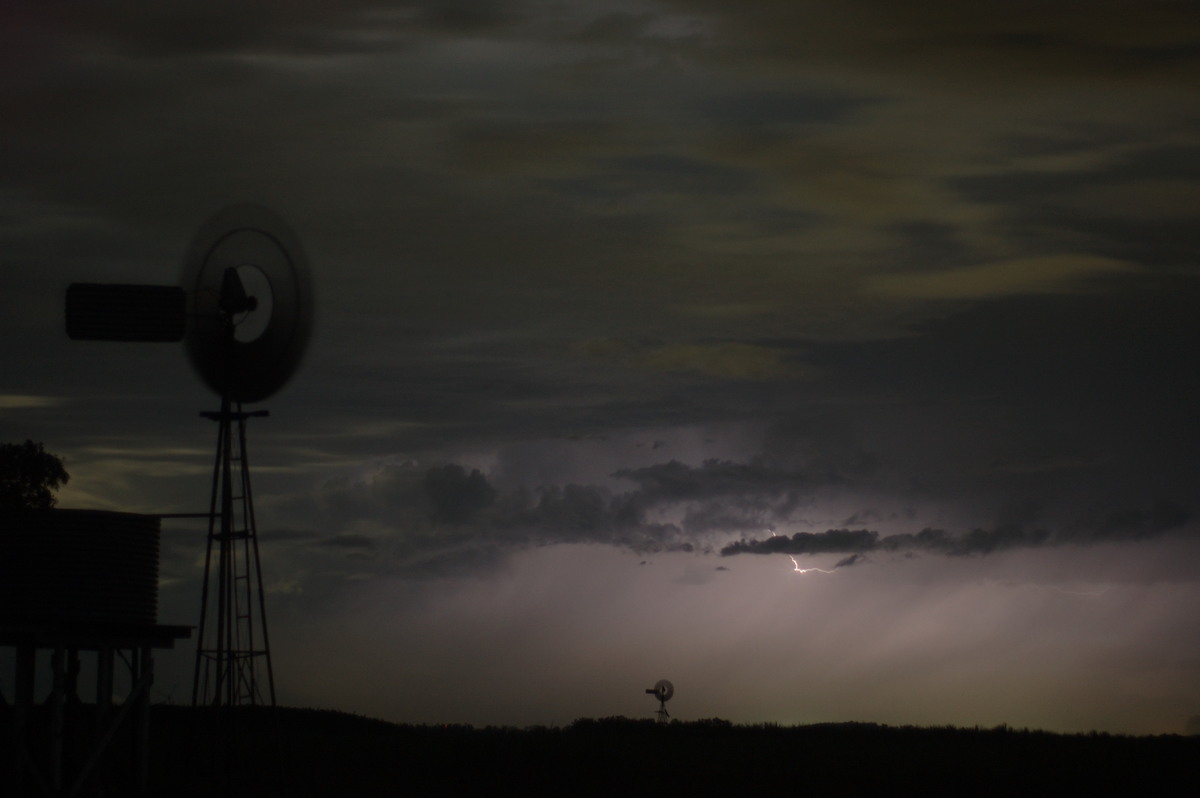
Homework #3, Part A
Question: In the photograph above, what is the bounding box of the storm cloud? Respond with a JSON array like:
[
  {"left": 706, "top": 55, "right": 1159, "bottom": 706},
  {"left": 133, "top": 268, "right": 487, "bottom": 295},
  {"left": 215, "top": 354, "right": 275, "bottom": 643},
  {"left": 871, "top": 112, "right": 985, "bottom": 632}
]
[
  {"left": 291, "top": 451, "right": 1197, "bottom": 580},
  {"left": 722, "top": 500, "right": 1194, "bottom": 561}
]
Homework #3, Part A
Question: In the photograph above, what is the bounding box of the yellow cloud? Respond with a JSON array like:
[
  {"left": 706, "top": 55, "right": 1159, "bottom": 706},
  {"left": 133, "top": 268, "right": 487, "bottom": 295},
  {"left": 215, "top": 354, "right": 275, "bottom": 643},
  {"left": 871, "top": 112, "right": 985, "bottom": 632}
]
[
  {"left": 0, "top": 395, "right": 66, "bottom": 409},
  {"left": 1059, "top": 179, "right": 1200, "bottom": 221},
  {"left": 867, "top": 255, "right": 1134, "bottom": 300},
  {"left": 676, "top": 300, "right": 783, "bottom": 320}
]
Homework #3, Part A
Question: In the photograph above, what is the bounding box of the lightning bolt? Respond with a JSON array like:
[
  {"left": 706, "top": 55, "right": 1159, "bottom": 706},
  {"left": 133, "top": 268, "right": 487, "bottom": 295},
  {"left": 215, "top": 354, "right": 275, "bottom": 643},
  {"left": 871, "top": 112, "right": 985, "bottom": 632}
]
[
  {"left": 789, "top": 555, "right": 835, "bottom": 575},
  {"left": 767, "top": 530, "right": 837, "bottom": 575}
]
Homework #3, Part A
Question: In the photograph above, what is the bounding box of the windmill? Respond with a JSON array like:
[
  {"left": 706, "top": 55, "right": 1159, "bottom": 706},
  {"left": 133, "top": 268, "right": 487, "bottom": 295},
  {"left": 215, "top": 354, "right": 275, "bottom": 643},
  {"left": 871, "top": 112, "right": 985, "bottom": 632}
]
[
  {"left": 645, "top": 679, "right": 674, "bottom": 722},
  {"left": 66, "top": 204, "right": 314, "bottom": 708}
]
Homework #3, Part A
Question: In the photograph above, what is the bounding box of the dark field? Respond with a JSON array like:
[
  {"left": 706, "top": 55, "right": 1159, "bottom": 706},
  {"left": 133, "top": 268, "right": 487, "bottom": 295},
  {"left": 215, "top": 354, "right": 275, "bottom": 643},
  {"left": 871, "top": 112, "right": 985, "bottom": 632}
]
[
  {"left": 8, "top": 704, "right": 1199, "bottom": 796},
  {"left": 139, "top": 706, "right": 1200, "bottom": 797}
]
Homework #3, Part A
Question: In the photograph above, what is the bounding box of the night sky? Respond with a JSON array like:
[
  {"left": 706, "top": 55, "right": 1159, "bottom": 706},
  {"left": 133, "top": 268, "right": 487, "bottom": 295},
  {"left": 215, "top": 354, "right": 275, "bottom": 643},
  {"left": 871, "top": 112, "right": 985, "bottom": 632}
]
[{"left": 3, "top": 1, "right": 1200, "bottom": 734}]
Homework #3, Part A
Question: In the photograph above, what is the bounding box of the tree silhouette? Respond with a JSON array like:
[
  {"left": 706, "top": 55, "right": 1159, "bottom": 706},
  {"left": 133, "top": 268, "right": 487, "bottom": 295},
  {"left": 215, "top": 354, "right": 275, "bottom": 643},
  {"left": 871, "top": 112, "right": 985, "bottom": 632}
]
[{"left": 0, "top": 439, "right": 69, "bottom": 511}]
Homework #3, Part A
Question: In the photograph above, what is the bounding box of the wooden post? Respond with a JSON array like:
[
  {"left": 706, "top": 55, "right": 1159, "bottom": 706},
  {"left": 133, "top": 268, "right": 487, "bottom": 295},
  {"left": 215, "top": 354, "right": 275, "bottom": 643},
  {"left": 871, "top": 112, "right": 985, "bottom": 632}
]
[
  {"left": 96, "top": 645, "right": 114, "bottom": 789},
  {"left": 135, "top": 648, "right": 154, "bottom": 792},
  {"left": 12, "top": 642, "right": 36, "bottom": 794},
  {"left": 50, "top": 643, "right": 65, "bottom": 792}
]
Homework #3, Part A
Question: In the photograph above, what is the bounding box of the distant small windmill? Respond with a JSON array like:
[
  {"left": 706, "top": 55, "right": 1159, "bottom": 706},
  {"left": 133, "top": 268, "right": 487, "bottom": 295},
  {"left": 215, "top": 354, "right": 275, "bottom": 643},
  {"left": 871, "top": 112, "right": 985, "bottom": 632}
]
[{"left": 645, "top": 679, "right": 674, "bottom": 722}]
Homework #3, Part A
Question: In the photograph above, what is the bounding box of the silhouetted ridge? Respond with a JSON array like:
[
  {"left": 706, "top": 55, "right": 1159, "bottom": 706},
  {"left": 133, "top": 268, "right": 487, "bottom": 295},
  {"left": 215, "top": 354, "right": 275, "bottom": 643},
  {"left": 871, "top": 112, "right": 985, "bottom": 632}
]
[{"left": 137, "top": 706, "right": 1200, "bottom": 797}]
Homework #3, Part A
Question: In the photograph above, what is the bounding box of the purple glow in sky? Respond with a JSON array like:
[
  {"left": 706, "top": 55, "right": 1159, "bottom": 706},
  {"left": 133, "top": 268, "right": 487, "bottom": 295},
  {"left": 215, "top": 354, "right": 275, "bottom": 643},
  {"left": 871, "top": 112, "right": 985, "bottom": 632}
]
[{"left": 3, "top": 0, "right": 1199, "bottom": 734}]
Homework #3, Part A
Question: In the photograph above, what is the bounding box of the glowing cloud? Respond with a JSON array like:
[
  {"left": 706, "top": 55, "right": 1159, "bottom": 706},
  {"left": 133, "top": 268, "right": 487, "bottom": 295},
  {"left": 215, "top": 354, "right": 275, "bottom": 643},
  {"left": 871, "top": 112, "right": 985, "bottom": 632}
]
[{"left": 868, "top": 255, "right": 1134, "bottom": 300}]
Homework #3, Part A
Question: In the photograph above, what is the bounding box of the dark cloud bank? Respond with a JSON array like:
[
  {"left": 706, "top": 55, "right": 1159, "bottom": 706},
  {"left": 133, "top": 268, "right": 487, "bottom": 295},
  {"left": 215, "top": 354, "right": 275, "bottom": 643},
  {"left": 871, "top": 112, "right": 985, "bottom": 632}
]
[
  {"left": 721, "top": 498, "right": 1193, "bottom": 564},
  {"left": 299, "top": 453, "right": 1193, "bottom": 577}
]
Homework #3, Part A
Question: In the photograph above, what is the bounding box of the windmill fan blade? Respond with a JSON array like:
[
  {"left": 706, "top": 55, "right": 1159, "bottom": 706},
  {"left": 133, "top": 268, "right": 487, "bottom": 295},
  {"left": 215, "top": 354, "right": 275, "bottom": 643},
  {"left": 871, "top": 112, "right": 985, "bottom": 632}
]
[{"left": 181, "top": 204, "right": 314, "bottom": 404}]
